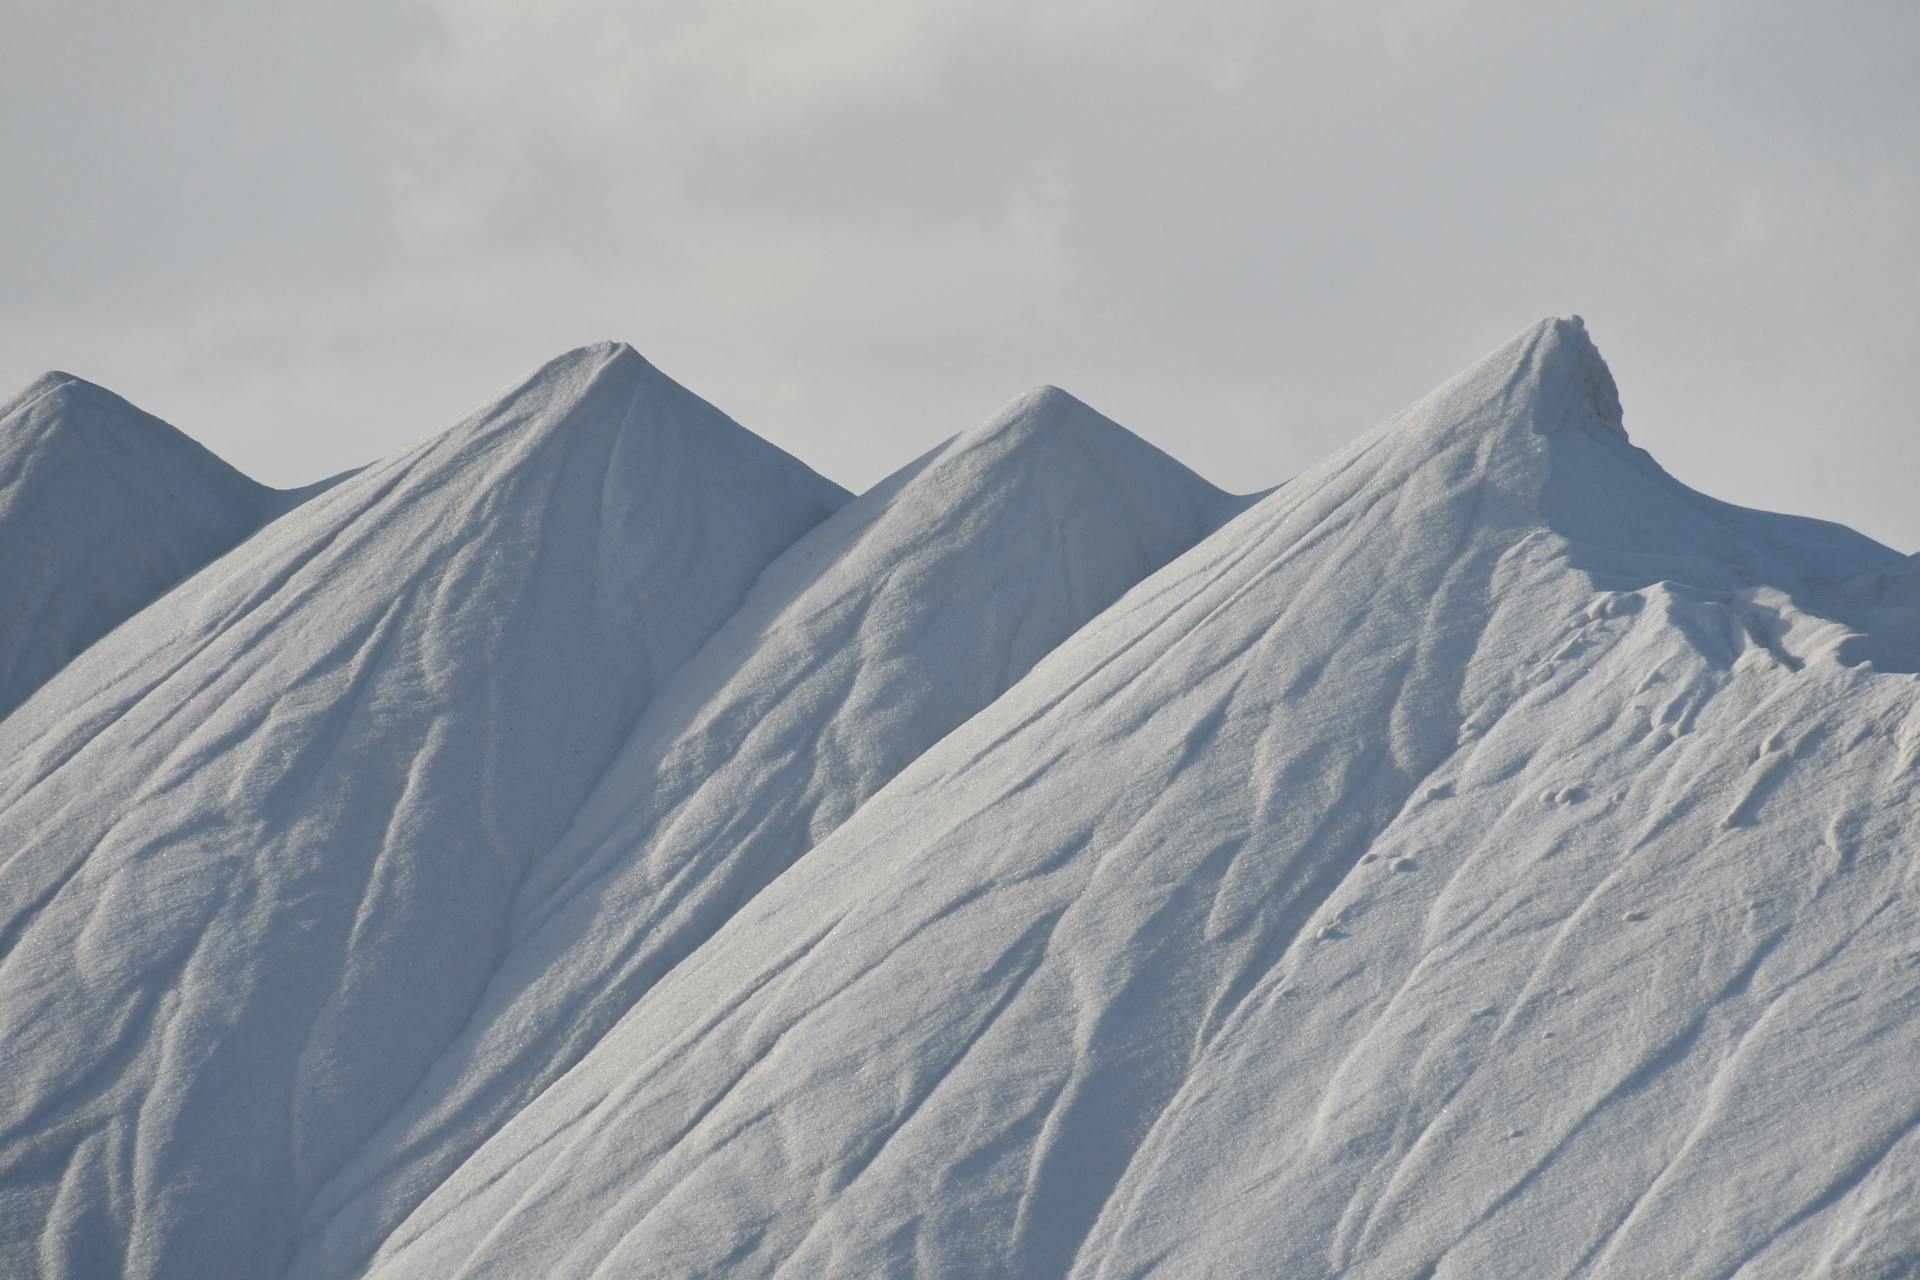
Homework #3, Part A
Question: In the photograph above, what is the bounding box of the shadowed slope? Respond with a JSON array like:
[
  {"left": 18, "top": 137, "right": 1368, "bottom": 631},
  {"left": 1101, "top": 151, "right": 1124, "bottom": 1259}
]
[
  {"left": 360, "top": 320, "right": 1920, "bottom": 1279},
  {"left": 290, "top": 384, "right": 1252, "bottom": 1277},
  {"left": 0, "top": 374, "right": 310, "bottom": 720},
  {"left": 0, "top": 343, "right": 846, "bottom": 1280}
]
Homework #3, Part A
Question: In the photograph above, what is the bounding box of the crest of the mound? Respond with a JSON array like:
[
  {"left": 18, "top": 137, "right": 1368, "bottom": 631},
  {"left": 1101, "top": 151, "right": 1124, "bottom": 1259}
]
[
  {"left": 441, "top": 340, "right": 690, "bottom": 451},
  {"left": 429, "top": 340, "right": 847, "bottom": 522},
  {"left": 1378, "top": 317, "right": 1907, "bottom": 599},
  {"left": 1205, "top": 314, "right": 1648, "bottom": 574},
  {"left": 0, "top": 369, "right": 288, "bottom": 719},
  {"left": 0, "top": 369, "right": 264, "bottom": 483},
  {"left": 926, "top": 381, "right": 1241, "bottom": 511},
  {"left": 0, "top": 370, "right": 83, "bottom": 418},
  {"left": 970, "top": 384, "right": 1113, "bottom": 446},
  {"left": 1381, "top": 315, "right": 1627, "bottom": 457}
]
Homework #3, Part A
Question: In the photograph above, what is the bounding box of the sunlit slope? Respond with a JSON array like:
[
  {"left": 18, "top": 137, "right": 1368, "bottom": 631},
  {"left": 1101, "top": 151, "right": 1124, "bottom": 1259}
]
[
  {"left": 0, "top": 343, "right": 847, "bottom": 1280},
  {"left": 364, "top": 320, "right": 1920, "bottom": 1279},
  {"left": 290, "top": 384, "right": 1251, "bottom": 1277}
]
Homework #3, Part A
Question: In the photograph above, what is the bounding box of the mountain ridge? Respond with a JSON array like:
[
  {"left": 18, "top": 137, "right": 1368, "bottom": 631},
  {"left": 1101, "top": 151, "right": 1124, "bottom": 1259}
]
[
  {"left": 2, "top": 318, "right": 1915, "bottom": 1279},
  {"left": 347, "top": 318, "right": 1920, "bottom": 1279},
  {"left": 0, "top": 343, "right": 847, "bottom": 1279},
  {"left": 287, "top": 376, "right": 1250, "bottom": 1278}
]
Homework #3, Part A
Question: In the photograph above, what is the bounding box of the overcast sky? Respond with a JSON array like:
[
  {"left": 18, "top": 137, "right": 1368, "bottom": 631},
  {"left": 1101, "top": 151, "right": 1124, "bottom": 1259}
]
[{"left": 4, "top": 0, "right": 1916, "bottom": 548}]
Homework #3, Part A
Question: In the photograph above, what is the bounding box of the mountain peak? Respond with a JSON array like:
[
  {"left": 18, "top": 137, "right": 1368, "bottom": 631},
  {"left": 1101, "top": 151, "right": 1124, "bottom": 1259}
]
[
  {"left": 1010, "top": 382, "right": 1085, "bottom": 413},
  {"left": 567, "top": 339, "right": 653, "bottom": 374},
  {"left": 26, "top": 369, "right": 79, "bottom": 394},
  {"left": 1484, "top": 314, "right": 1626, "bottom": 441},
  {"left": 0, "top": 369, "right": 287, "bottom": 719},
  {"left": 431, "top": 341, "right": 834, "bottom": 508},
  {"left": 962, "top": 384, "right": 1160, "bottom": 460},
  {"left": 3, "top": 370, "right": 118, "bottom": 423},
  {"left": 503, "top": 340, "right": 658, "bottom": 404},
  {"left": 0, "top": 369, "right": 266, "bottom": 486},
  {"left": 1539, "top": 313, "right": 1625, "bottom": 435},
  {"left": 1334, "top": 314, "right": 1632, "bottom": 506},
  {"left": 961, "top": 384, "right": 1094, "bottom": 442}
]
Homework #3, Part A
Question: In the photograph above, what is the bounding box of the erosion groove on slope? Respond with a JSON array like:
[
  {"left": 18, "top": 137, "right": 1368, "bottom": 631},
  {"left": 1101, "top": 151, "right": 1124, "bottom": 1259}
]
[
  {"left": 351, "top": 319, "right": 1920, "bottom": 1280},
  {"left": 0, "top": 373, "right": 329, "bottom": 721},
  {"left": 0, "top": 343, "right": 846, "bottom": 1280},
  {"left": 4, "top": 318, "right": 1917, "bottom": 1280},
  {"left": 287, "top": 383, "right": 1252, "bottom": 1278}
]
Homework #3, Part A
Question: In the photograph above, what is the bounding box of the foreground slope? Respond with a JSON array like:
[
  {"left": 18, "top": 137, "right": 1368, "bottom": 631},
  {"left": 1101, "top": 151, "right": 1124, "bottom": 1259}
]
[
  {"left": 0, "top": 374, "right": 302, "bottom": 720},
  {"left": 0, "top": 344, "right": 846, "bottom": 1279},
  {"left": 364, "top": 319, "right": 1920, "bottom": 1279},
  {"left": 291, "top": 386, "right": 1249, "bottom": 1276}
]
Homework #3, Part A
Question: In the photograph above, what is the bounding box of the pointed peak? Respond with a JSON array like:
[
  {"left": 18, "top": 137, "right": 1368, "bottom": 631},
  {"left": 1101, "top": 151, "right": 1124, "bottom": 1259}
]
[
  {"left": 0, "top": 367, "right": 276, "bottom": 532},
  {"left": 1537, "top": 314, "right": 1625, "bottom": 435},
  {"left": 29, "top": 370, "right": 80, "bottom": 393},
  {"left": 1396, "top": 314, "right": 1627, "bottom": 460},
  {"left": 964, "top": 384, "right": 1114, "bottom": 450},
  {"left": 518, "top": 341, "right": 659, "bottom": 391},
  {"left": 903, "top": 381, "right": 1235, "bottom": 517},
  {"left": 937, "top": 383, "right": 1208, "bottom": 485},
  {"left": 580, "top": 339, "right": 653, "bottom": 370},
  {"left": 3, "top": 370, "right": 97, "bottom": 420},
  {"left": 1011, "top": 383, "right": 1090, "bottom": 415},
  {"left": 431, "top": 341, "right": 848, "bottom": 519},
  {"left": 1, "top": 369, "right": 192, "bottom": 446},
  {"left": 448, "top": 341, "right": 676, "bottom": 449}
]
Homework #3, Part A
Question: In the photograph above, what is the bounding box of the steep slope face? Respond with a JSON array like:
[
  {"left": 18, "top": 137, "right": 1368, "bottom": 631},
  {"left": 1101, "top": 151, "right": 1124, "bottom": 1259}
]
[
  {"left": 0, "top": 344, "right": 846, "bottom": 1280},
  {"left": 290, "top": 386, "right": 1249, "bottom": 1277},
  {"left": 361, "top": 319, "right": 1920, "bottom": 1279},
  {"left": 0, "top": 374, "right": 296, "bottom": 720}
]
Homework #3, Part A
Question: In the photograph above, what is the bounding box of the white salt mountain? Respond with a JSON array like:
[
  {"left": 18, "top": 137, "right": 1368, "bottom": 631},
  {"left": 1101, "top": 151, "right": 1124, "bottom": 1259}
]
[
  {"left": 7, "top": 320, "right": 1920, "bottom": 1280},
  {"left": 0, "top": 373, "right": 312, "bottom": 720},
  {"left": 288, "top": 386, "right": 1249, "bottom": 1277},
  {"left": 354, "top": 319, "right": 1920, "bottom": 1279},
  {"left": 0, "top": 343, "right": 847, "bottom": 1279}
]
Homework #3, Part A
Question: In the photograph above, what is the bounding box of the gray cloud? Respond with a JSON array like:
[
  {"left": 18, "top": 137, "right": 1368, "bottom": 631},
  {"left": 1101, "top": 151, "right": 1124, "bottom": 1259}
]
[{"left": 3, "top": 0, "right": 1915, "bottom": 547}]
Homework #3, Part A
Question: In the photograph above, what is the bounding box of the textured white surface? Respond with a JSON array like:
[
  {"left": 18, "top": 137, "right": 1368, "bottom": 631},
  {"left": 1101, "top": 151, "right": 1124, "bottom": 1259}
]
[
  {"left": 0, "top": 344, "right": 845, "bottom": 1278},
  {"left": 363, "top": 321, "right": 1920, "bottom": 1279},
  {"left": 288, "top": 385, "right": 1247, "bottom": 1278},
  {"left": 3, "top": 322, "right": 1917, "bottom": 1279},
  {"left": 0, "top": 374, "right": 307, "bottom": 719}
]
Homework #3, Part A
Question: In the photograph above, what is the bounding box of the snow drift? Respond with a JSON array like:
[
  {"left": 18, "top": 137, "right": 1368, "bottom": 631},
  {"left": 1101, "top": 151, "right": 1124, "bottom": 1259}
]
[{"left": 2, "top": 320, "right": 1916, "bottom": 1279}]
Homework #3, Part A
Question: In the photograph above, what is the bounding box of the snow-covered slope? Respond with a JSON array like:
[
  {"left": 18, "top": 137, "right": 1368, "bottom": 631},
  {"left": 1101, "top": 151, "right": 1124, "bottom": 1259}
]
[
  {"left": 0, "top": 373, "right": 301, "bottom": 720},
  {"left": 355, "top": 319, "right": 1920, "bottom": 1279},
  {"left": 287, "top": 386, "right": 1249, "bottom": 1277},
  {"left": 0, "top": 344, "right": 846, "bottom": 1279}
]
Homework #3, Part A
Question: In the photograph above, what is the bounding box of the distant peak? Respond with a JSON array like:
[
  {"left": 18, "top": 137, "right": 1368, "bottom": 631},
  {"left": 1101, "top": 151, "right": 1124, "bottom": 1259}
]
[
  {"left": 2, "top": 369, "right": 157, "bottom": 429},
  {"left": 968, "top": 384, "right": 1104, "bottom": 446},
  {"left": 920, "top": 381, "right": 1239, "bottom": 514}
]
